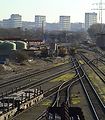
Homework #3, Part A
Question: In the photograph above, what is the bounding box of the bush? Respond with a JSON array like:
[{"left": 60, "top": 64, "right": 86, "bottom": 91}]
[{"left": 12, "top": 51, "right": 28, "bottom": 63}]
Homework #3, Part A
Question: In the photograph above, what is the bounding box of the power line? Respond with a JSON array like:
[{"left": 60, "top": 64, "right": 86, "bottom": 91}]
[{"left": 91, "top": 0, "right": 105, "bottom": 24}]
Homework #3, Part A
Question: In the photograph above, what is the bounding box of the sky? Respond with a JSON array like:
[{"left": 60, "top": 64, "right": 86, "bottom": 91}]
[{"left": 0, "top": 0, "right": 105, "bottom": 23}]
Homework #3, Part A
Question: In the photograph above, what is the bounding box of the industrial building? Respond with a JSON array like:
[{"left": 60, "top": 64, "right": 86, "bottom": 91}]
[{"left": 0, "top": 40, "right": 27, "bottom": 62}]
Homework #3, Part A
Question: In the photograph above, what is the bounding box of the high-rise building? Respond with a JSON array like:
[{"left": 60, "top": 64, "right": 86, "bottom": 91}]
[
  {"left": 3, "top": 14, "right": 22, "bottom": 28},
  {"left": 35, "top": 15, "right": 46, "bottom": 30},
  {"left": 10, "top": 14, "right": 22, "bottom": 28},
  {"left": 85, "top": 12, "right": 97, "bottom": 30},
  {"left": 59, "top": 16, "right": 70, "bottom": 31}
]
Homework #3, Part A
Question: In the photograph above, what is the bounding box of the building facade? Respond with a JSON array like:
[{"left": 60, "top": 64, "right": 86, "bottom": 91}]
[
  {"left": 3, "top": 14, "right": 22, "bottom": 28},
  {"left": 71, "top": 22, "right": 85, "bottom": 31},
  {"left": 59, "top": 16, "right": 70, "bottom": 31},
  {"left": 10, "top": 14, "right": 22, "bottom": 28},
  {"left": 35, "top": 15, "right": 46, "bottom": 30},
  {"left": 0, "top": 21, "right": 4, "bottom": 28},
  {"left": 46, "top": 23, "right": 59, "bottom": 31},
  {"left": 85, "top": 12, "right": 97, "bottom": 30},
  {"left": 22, "top": 21, "right": 35, "bottom": 30},
  {"left": 3, "top": 19, "right": 11, "bottom": 28}
]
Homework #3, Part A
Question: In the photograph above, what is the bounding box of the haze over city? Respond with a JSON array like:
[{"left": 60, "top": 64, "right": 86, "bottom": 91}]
[{"left": 1, "top": 0, "right": 105, "bottom": 23}]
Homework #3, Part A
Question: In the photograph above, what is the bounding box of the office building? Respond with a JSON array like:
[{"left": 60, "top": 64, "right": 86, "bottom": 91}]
[
  {"left": 59, "top": 16, "right": 70, "bottom": 31},
  {"left": 85, "top": 12, "right": 97, "bottom": 30},
  {"left": 35, "top": 15, "right": 46, "bottom": 30}
]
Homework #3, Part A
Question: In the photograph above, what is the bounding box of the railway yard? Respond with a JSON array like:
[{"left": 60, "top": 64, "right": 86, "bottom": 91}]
[{"left": 0, "top": 47, "right": 105, "bottom": 120}]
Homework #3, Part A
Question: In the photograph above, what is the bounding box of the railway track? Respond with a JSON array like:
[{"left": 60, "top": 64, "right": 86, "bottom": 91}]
[
  {"left": 0, "top": 62, "right": 76, "bottom": 120},
  {"left": 0, "top": 66, "right": 74, "bottom": 98},
  {"left": 36, "top": 78, "right": 80, "bottom": 120},
  {"left": 72, "top": 56, "right": 105, "bottom": 120},
  {"left": 35, "top": 59, "right": 85, "bottom": 120},
  {"left": 79, "top": 53, "right": 105, "bottom": 83},
  {"left": 0, "top": 62, "right": 72, "bottom": 85},
  {"left": 0, "top": 62, "right": 74, "bottom": 95},
  {"left": 12, "top": 73, "right": 78, "bottom": 120},
  {"left": 99, "top": 58, "right": 105, "bottom": 64},
  {"left": 12, "top": 54, "right": 105, "bottom": 120}
]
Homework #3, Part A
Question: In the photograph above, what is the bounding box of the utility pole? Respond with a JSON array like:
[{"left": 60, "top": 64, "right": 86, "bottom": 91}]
[
  {"left": 92, "top": 0, "right": 105, "bottom": 32},
  {"left": 92, "top": 0, "right": 105, "bottom": 66}
]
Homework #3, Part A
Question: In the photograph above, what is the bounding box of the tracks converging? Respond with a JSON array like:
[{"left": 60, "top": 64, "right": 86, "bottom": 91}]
[
  {"left": 0, "top": 61, "right": 77, "bottom": 120},
  {"left": 72, "top": 56, "right": 105, "bottom": 120},
  {"left": 79, "top": 53, "right": 105, "bottom": 83},
  {"left": 36, "top": 55, "right": 105, "bottom": 120},
  {"left": 36, "top": 77, "right": 80, "bottom": 120},
  {"left": 36, "top": 58, "right": 83, "bottom": 120},
  {"left": 1, "top": 51, "right": 105, "bottom": 120}
]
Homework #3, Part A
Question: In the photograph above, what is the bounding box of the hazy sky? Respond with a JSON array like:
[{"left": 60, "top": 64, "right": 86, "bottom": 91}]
[{"left": 0, "top": 0, "right": 104, "bottom": 23}]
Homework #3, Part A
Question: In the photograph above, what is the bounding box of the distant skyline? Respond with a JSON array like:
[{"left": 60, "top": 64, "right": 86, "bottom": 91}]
[{"left": 0, "top": 0, "right": 105, "bottom": 23}]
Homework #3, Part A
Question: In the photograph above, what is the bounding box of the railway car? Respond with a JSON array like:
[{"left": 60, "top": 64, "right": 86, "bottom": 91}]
[
  {"left": 58, "top": 46, "right": 67, "bottom": 57},
  {"left": 0, "top": 88, "right": 43, "bottom": 120},
  {"left": 40, "top": 46, "right": 48, "bottom": 57}
]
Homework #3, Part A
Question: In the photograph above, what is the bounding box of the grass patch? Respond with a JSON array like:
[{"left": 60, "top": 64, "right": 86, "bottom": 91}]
[
  {"left": 50, "top": 72, "right": 75, "bottom": 82},
  {"left": 71, "top": 94, "right": 80, "bottom": 105},
  {"left": 64, "top": 61, "right": 70, "bottom": 64},
  {"left": 84, "top": 65, "right": 105, "bottom": 101},
  {"left": 53, "top": 62, "right": 65, "bottom": 67},
  {"left": 42, "top": 99, "right": 52, "bottom": 106}
]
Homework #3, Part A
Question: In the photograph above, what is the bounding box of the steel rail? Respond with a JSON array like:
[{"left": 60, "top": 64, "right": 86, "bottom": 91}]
[
  {"left": 0, "top": 62, "right": 73, "bottom": 89},
  {"left": 80, "top": 53, "right": 105, "bottom": 83},
  {"left": 73, "top": 56, "right": 105, "bottom": 120},
  {"left": 35, "top": 59, "right": 81, "bottom": 120},
  {"left": 35, "top": 76, "right": 78, "bottom": 120},
  {"left": 0, "top": 67, "right": 74, "bottom": 98}
]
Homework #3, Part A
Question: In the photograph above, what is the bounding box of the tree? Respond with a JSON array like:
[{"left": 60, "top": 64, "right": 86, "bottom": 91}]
[
  {"left": 12, "top": 51, "right": 28, "bottom": 63},
  {"left": 87, "top": 23, "right": 105, "bottom": 40}
]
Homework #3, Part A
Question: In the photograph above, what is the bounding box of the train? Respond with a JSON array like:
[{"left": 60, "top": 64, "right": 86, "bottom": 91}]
[
  {"left": 58, "top": 46, "right": 68, "bottom": 57},
  {"left": 0, "top": 88, "right": 43, "bottom": 120}
]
